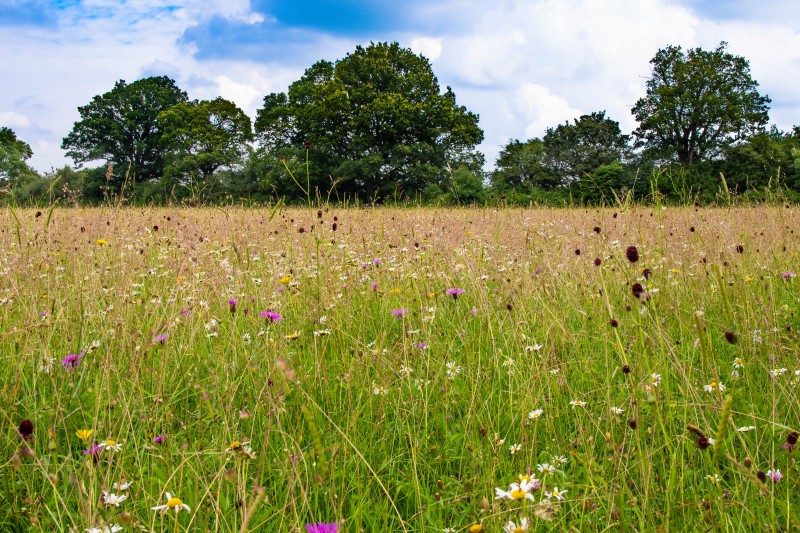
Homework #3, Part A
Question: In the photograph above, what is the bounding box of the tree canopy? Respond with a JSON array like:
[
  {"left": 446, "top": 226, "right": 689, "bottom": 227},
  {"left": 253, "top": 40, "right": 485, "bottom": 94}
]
[
  {"left": 159, "top": 97, "right": 253, "bottom": 184},
  {"left": 0, "top": 127, "right": 33, "bottom": 181},
  {"left": 631, "top": 42, "right": 770, "bottom": 166},
  {"left": 254, "top": 42, "right": 483, "bottom": 202},
  {"left": 62, "top": 76, "right": 188, "bottom": 183}
]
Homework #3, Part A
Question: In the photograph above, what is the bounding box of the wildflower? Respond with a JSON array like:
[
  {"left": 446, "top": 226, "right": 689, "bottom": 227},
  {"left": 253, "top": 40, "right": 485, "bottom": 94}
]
[
  {"left": 305, "top": 523, "right": 340, "bottom": 533},
  {"left": 101, "top": 491, "right": 128, "bottom": 507},
  {"left": 757, "top": 470, "right": 767, "bottom": 483},
  {"left": 569, "top": 399, "right": 586, "bottom": 409},
  {"left": 782, "top": 272, "right": 794, "bottom": 279},
  {"left": 96, "top": 239, "right": 108, "bottom": 246},
  {"left": 152, "top": 492, "right": 191, "bottom": 513},
  {"left": 509, "top": 443, "right": 522, "bottom": 455},
  {"left": 227, "top": 440, "right": 256, "bottom": 459},
  {"left": 622, "top": 364, "right": 631, "bottom": 374},
  {"left": 414, "top": 342, "right": 428, "bottom": 350},
  {"left": 528, "top": 409, "right": 544, "bottom": 420},
  {"left": 628, "top": 418, "right": 637, "bottom": 430},
  {"left": 372, "top": 381, "right": 388, "bottom": 396},
  {"left": 313, "top": 329, "right": 331, "bottom": 336},
  {"left": 495, "top": 479, "right": 538, "bottom": 501},
  {"left": 631, "top": 283, "right": 645, "bottom": 298},
  {"left": 650, "top": 373, "right": 662, "bottom": 387},
  {"left": 610, "top": 406, "right": 624, "bottom": 415},
  {"left": 537, "top": 463, "right": 556, "bottom": 475},
  {"left": 399, "top": 365, "right": 414, "bottom": 377},
  {"left": 446, "top": 288, "right": 465, "bottom": 299},
  {"left": 284, "top": 332, "right": 300, "bottom": 340},
  {"left": 544, "top": 486, "right": 567, "bottom": 501},
  {"left": 703, "top": 381, "right": 726, "bottom": 393},
  {"left": 752, "top": 330, "right": 763, "bottom": 343},
  {"left": 372, "top": 258, "right": 382, "bottom": 266},
  {"left": 766, "top": 469, "right": 783, "bottom": 483},
  {"left": 18, "top": 419, "right": 33, "bottom": 441},
  {"left": 533, "top": 501, "right": 559, "bottom": 521},
  {"left": 705, "top": 474, "right": 721, "bottom": 484},
  {"left": 494, "top": 433, "right": 506, "bottom": 446},
  {"left": 228, "top": 299, "right": 237, "bottom": 313},
  {"left": 445, "top": 361, "right": 462, "bottom": 380},
  {"left": 260, "top": 310, "right": 282, "bottom": 322},
  {"left": 736, "top": 426, "right": 756, "bottom": 433},
  {"left": 151, "top": 333, "right": 168, "bottom": 344},
  {"left": 113, "top": 480, "right": 133, "bottom": 491},
  {"left": 502, "top": 356, "right": 515, "bottom": 367},
  {"left": 85, "top": 525, "right": 123, "bottom": 533},
  {"left": 503, "top": 517, "right": 529, "bottom": 533},
  {"left": 61, "top": 351, "right": 85, "bottom": 370},
  {"left": 525, "top": 344, "right": 543, "bottom": 352},
  {"left": 83, "top": 443, "right": 102, "bottom": 457},
  {"left": 733, "top": 358, "right": 744, "bottom": 368},
  {"left": 724, "top": 331, "right": 738, "bottom": 344},
  {"left": 154, "top": 434, "right": 167, "bottom": 445},
  {"left": 97, "top": 439, "right": 122, "bottom": 452},
  {"left": 626, "top": 246, "right": 639, "bottom": 263},
  {"left": 468, "top": 525, "right": 484, "bottom": 533},
  {"left": 279, "top": 276, "right": 292, "bottom": 284},
  {"left": 392, "top": 308, "right": 409, "bottom": 318},
  {"left": 769, "top": 368, "right": 788, "bottom": 377},
  {"left": 552, "top": 455, "right": 568, "bottom": 465}
]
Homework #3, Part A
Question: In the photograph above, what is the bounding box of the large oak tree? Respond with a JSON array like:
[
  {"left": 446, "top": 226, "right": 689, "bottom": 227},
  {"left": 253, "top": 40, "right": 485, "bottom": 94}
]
[
  {"left": 632, "top": 42, "right": 770, "bottom": 166},
  {"left": 62, "top": 76, "right": 188, "bottom": 183},
  {"left": 255, "top": 42, "right": 483, "bottom": 202}
]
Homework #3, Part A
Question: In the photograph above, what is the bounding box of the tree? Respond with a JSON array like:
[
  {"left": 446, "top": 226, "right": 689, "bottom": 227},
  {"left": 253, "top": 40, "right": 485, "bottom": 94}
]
[
  {"left": 542, "top": 111, "right": 629, "bottom": 184},
  {"left": 255, "top": 42, "right": 483, "bottom": 202},
  {"left": 0, "top": 127, "right": 34, "bottom": 181},
  {"left": 632, "top": 42, "right": 770, "bottom": 166},
  {"left": 62, "top": 76, "right": 188, "bottom": 183},
  {"left": 159, "top": 97, "right": 253, "bottom": 184},
  {"left": 491, "top": 139, "right": 559, "bottom": 191}
]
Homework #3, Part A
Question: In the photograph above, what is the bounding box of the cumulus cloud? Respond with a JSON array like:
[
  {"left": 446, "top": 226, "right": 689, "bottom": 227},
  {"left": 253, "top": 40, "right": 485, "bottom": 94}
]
[{"left": 1, "top": 0, "right": 798, "bottom": 173}]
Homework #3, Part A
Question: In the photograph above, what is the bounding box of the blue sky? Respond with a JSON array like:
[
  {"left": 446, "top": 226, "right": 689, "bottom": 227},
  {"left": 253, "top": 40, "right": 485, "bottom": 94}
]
[{"left": 1, "top": 0, "right": 798, "bottom": 172}]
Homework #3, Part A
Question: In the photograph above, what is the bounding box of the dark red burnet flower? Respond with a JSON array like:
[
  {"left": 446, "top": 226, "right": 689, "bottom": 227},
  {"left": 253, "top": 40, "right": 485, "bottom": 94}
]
[
  {"left": 631, "top": 283, "right": 645, "bottom": 298},
  {"left": 626, "top": 246, "right": 639, "bottom": 263},
  {"left": 303, "top": 141, "right": 312, "bottom": 150},
  {"left": 622, "top": 364, "right": 630, "bottom": 374},
  {"left": 594, "top": 258, "right": 602, "bottom": 266},
  {"left": 724, "top": 331, "right": 738, "bottom": 344},
  {"left": 642, "top": 268, "right": 651, "bottom": 279},
  {"left": 18, "top": 419, "right": 34, "bottom": 441},
  {"left": 697, "top": 437, "right": 711, "bottom": 450},
  {"left": 609, "top": 319, "right": 619, "bottom": 328},
  {"left": 757, "top": 470, "right": 767, "bottom": 483},
  {"left": 782, "top": 431, "right": 799, "bottom": 451},
  {"left": 628, "top": 418, "right": 637, "bottom": 430}
]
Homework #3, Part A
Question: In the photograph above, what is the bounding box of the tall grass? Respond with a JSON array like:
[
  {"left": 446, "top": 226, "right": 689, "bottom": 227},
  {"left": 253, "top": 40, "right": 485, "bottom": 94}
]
[{"left": 1, "top": 205, "right": 799, "bottom": 531}]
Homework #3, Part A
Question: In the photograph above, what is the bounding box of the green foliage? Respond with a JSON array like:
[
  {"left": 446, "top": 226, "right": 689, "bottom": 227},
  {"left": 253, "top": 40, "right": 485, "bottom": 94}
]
[
  {"left": 159, "top": 97, "right": 253, "bottom": 185},
  {"left": 543, "top": 111, "right": 629, "bottom": 184},
  {"left": 445, "top": 167, "right": 485, "bottom": 205},
  {"left": 0, "top": 126, "right": 34, "bottom": 182},
  {"left": 632, "top": 42, "right": 770, "bottom": 165},
  {"left": 254, "top": 42, "right": 483, "bottom": 202},
  {"left": 723, "top": 127, "right": 799, "bottom": 192},
  {"left": 61, "top": 76, "right": 188, "bottom": 183},
  {"left": 491, "top": 138, "right": 559, "bottom": 192},
  {"left": 578, "top": 161, "right": 631, "bottom": 205}
]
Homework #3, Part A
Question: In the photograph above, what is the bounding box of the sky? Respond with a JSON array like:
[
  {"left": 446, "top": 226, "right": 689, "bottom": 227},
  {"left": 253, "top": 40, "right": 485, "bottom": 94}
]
[{"left": 2, "top": 0, "right": 799, "bottom": 173}]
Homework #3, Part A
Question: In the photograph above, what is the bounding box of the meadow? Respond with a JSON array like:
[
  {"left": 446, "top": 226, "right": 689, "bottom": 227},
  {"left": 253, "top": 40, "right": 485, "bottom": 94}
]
[{"left": 1, "top": 204, "right": 799, "bottom": 532}]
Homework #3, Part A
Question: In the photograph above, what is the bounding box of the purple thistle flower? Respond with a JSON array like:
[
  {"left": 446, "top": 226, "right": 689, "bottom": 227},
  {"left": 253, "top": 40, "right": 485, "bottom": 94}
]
[
  {"left": 61, "top": 351, "right": 84, "bottom": 370},
  {"left": 260, "top": 310, "right": 282, "bottom": 322},
  {"left": 373, "top": 258, "right": 383, "bottom": 266},
  {"left": 305, "top": 523, "right": 340, "bottom": 533},
  {"left": 414, "top": 342, "right": 428, "bottom": 350},
  {"left": 392, "top": 308, "right": 409, "bottom": 318},
  {"left": 782, "top": 272, "right": 794, "bottom": 279},
  {"left": 154, "top": 434, "right": 167, "bottom": 445},
  {"left": 229, "top": 299, "right": 237, "bottom": 313},
  {"left": 767, "top": 469, "right": 783, "bottom": 483},
  {"left": 152, "top": 333, "right": 168, "bottom": 345},
  {"left": 446, "top": 288, "right": 465, "bottom": 299},
  {"left": 83, "top": 443, "right": 101, "bottom": 459}
]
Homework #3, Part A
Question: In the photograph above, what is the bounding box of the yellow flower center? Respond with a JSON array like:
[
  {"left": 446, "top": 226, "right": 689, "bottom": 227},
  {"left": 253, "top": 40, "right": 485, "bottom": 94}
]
[
  {"left": 468, "top": 525, "right": 484, "bottom": 533},
  {"left": 514, "top": 528, "right": 525, "bottom": 533},
  {"left": 229, "top": 441, "right": 242, "bottom": 450},
  {"left": 510, "top": 488, "right": 526, "bottom": 500},
  {"left": 518, "top": 475, "right": 531, "bottom": 484},
  {"left": 105, "top": 439, "right": 116, "bottom": 446},
  {"left": 552, "top": 490, "right": 560, "bottom": 497},
  {"left": 710, "top": 382, "right": 717, "bottom": 389},
  {"left": 167, "top": 497, "right": 183, "bottom": 507}
]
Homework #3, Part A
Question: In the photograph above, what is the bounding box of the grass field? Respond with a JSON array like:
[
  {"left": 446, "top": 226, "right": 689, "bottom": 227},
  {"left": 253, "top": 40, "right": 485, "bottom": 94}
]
[{"left": 2, "top": 205, "right": 799, "bottom": 532}]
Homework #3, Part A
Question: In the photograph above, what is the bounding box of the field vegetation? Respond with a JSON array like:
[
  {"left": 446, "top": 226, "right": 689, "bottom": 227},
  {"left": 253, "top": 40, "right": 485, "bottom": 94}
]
[{"left": 2, "top": 204, "right": 799, "bottom": 532}]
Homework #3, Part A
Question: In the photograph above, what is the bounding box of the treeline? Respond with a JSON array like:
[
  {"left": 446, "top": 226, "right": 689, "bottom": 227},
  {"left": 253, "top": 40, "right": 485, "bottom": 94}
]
[{"left": 1, "top": 41, "right": 798, "bottom": 207}]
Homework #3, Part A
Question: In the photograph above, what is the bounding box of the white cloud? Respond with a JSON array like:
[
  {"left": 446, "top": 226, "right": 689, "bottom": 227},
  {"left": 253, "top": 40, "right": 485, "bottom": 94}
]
[
  {"left": 0, "top": 111, "right": 31, "bottom": 129},
  {"left": 514, "top": 83, "right": 582, "bottom": 139},
  {"left": 1, "top": 0, "right": 798, "bottom": 174}
]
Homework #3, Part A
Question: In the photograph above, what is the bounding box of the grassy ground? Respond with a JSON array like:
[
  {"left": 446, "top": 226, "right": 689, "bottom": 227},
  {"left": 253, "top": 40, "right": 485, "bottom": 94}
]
[{"left": 1, "top": 205, "right": 799, "bottom": 532}]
